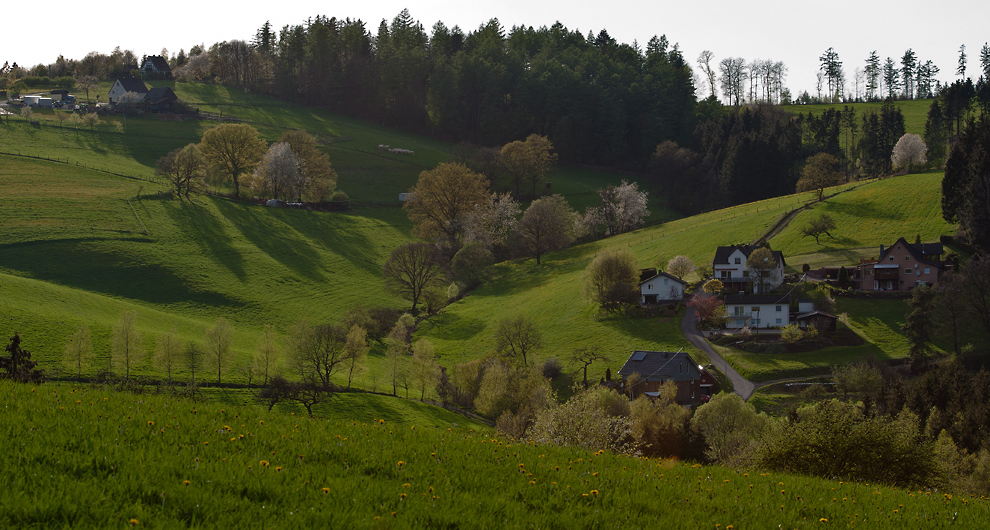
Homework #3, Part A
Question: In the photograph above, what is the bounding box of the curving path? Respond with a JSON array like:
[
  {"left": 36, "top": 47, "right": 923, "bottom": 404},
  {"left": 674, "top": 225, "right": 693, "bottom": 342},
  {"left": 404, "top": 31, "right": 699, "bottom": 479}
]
[{"left": 681, "top": 307, "right": 755, "bottom": 401}]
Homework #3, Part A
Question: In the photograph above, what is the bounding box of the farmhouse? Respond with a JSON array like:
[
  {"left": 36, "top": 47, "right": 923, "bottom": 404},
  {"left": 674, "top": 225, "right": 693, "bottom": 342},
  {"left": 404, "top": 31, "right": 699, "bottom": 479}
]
[
  {"left": 712, "top": 245, "right": 785, "bottom": 294},
  {"left": 141, "top": 55, "right": 172, "bottom": 79},
  {"left": 618, "top": 350, "right": 714, "bottom": 404},
  {"left": 108, "top": 78, "right": 149, "bottom": 104},
  {"left": 857, "top": 238, "right": 944, "bottom": 291},
  {"left": 144, "top": 87, "right": 178, "bottom": 112},
  {"left": 724, "top": 293, "right": 791, "bottom": 329},
  {"left": 639, "top": 271, "right": 687, "bottom": 305}
]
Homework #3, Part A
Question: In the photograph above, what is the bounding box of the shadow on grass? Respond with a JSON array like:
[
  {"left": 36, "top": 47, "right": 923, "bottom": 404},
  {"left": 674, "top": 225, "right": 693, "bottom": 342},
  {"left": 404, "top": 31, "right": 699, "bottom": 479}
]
[
  {"left": 418, "top": 312, "right": 487, "bottom": 341},
  {"left": 0, "top": 238, "right": 236, "bottom": 307},
  {"left": 827, "top": 197, "right": 904, "bottom": 221},
  {"left": 161, "top": 199, "right": 247, "bottom": 280}
]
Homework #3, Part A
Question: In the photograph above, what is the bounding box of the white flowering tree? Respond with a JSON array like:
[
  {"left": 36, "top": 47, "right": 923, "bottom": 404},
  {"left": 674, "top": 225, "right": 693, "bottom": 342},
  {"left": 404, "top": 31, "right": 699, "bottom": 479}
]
[
  {"left": 891, "top": 133, "right": 927, "bottom": 174},
  {"left": 583, "top": 180, "right": 650, "bottom": 237},
  {"left": 253, "top": 142, "right": 303, "bottom": 200}
]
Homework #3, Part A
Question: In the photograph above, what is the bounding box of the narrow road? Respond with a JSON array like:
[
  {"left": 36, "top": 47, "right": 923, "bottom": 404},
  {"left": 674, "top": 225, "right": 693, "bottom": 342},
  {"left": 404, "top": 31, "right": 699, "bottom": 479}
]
[{"left": 681, "top": 307, "right": 755, "bottom": 401}]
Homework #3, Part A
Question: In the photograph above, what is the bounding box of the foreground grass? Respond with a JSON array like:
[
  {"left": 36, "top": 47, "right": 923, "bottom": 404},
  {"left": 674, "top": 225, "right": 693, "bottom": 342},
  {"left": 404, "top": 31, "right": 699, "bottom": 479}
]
[{"left": 3, "top": 381, "right": 986, "bottom": 529}]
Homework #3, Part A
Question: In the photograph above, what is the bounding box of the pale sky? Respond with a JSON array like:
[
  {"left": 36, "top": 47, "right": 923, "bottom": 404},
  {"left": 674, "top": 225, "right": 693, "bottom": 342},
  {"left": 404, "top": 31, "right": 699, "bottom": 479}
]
[{"left": 3, "top": 1, "right": 987, "bottom": 100}]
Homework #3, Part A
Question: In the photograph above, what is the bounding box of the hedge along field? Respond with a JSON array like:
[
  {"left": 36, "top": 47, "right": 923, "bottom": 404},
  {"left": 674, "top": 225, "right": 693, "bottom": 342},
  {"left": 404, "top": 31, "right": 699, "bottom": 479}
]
[
  {"left": 4, "top": 381, "right": 986, "bottom": 529},
  {"left": 771, "top": 171, "right": 955, "bottom": 269}
]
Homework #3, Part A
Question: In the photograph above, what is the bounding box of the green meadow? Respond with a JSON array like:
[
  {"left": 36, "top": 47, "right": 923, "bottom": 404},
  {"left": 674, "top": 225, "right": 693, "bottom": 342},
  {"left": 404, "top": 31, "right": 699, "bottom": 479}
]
[{"left": 4, "top": 381, "right": 986, "bottom": 529}]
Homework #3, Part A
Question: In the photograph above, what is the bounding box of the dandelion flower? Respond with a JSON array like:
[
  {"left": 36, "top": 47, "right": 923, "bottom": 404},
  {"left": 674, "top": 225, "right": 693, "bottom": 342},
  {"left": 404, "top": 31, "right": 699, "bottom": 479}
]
[
  {"left": 400, "top": 493, "right": 407, "bottom": 498},
  {"left": 275, "top": 467, "right": 283, "bottom": 472},
  {"left": 129, "top": 519, "right": 139, "bottom": 525},
  {"left": 397, "top": 461, "right": 405, "bottom": 467},
  {"left": 322, "top": 487, "right": 330, "bottom": 493},
  {"left": 260, "top": 460, "right": 270, "bottom": 467},
  {"left": 183, "top": 480, "right": 190, "bottom": 486},
  {"left": 819, "top": 518, "right": 828, "bottom": 523},
  {"left": 403, "top": 483, "right": 410, "bottom": 488},
  {"left": 147, "top": 421, "right": 154, "bottom": 426},
  {"left": 590, "top": 490, "right": 599, "bottom": 496}
]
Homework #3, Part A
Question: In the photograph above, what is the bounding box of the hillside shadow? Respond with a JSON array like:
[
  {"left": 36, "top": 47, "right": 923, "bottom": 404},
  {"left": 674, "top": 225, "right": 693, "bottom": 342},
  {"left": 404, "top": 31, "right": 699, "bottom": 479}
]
[
  {"left": 826, "top": 199, "right": 902, "bottom": 221},
  {"left": 161, "top": 200, "right": 247, "bottom": 280},
  {"left": 418, "top": 312, "right": 487, "bottom": 341},
  {"left": 215, "top": 201, "right": 326, "bottom": 281},
  {"left": 0, "top": 239, "right": 236, "bottom": 307}
]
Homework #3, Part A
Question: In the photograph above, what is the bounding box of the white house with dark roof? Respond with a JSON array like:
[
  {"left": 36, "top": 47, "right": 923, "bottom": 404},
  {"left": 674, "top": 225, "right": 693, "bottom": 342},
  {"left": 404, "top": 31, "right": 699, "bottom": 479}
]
[
  {"left": 108, "top": 78, "right": 149, "bottom": 104},
  {"left": 724, "top": 293, "right": 791, "bottom": 329},
  {"left": 141, "top": 55, "right": 172, "bottom": 79},
  {"left": 712, "top": 245, "right": 786, "bottom": 294},
  {"left": 639, "top": 271, "right": 687, "bottom": 305}
]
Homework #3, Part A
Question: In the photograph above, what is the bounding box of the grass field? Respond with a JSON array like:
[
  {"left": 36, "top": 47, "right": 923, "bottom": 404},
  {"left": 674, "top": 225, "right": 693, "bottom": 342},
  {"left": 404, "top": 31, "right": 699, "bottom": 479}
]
[
  {"left": 4, "top": 381, "right": 986, "bottom": 529},
  {"left": 783, "top": 98, "right": 934, "bottom": 137},
  {"left": 771, "top": 171, "right": 955, "bottom": 269}
]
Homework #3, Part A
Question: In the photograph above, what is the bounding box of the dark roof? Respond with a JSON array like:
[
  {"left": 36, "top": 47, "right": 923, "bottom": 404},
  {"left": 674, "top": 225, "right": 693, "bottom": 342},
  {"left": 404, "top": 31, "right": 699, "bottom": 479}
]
[
  {"left": 143, "top": 55, "right": 171, "bottom": 72},
  {"left": 879, "top": 238, "right": 943, "bottom": 267},
  {"left": 795, "top": 311, "right": 838, "bottom": 321},
  {"left": 618, "top": 351, "right": 702, "bottom": 382},
  {"left": 639, "top": 270, "right": 687, "bottom": 286},
  {"left": 114, "top": 78, "right": 149, "bottom": 94},
  {"left": 50, "top": 89, "right": 69, "bottom": 95},
  {"left": 714, "top": 245, "right": 786, "bottom": 267},
  {"left": 724, "top": 293, "right": 791, "bottom": 305},
  {"left": 144, "top": 86, "right": 177, "bottom": 103}
]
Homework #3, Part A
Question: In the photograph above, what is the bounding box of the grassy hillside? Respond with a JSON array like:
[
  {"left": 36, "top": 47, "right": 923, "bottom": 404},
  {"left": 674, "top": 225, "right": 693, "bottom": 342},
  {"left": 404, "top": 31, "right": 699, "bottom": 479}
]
[
  {"left": 783, "top": 98, "right": 933, "bottom": 136},
  {"left": 770, "top": 171, "right": 955, "bottom": 269},
  {"left": 4, "top": 381, "right": 984, "bottom": 529}
]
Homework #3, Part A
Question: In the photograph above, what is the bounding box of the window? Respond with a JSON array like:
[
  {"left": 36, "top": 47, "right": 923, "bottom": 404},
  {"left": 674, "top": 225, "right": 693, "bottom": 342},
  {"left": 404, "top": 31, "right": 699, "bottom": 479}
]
[
  {"left": 720, "top": 271, "right": 728, "bottom": 278},
  {"left": 775, "top": 305, "right": 782, "bottom": 311},
  {"left": 751, "top": 307, "right": 759, "bottom": 312},
  {"left": 905, "top": 268, "right": 912, "bottom": 274},
  {"left": 734, "top": 257, "right": 741, "bottom": 264},
  {"left": 663, "top": 278, "right": 669, "bottom": 285},
  {"left": 647, "top": 284, "right": 652, "bottom": 289},
  {"left": 924, "top": 267, "right": 930, "bottom": 274},
  {"left": 733, "top": 306, "right": 743, "bottom": 316},
  {"left": 776, "top": 318, "right": 782, "bottom": 325},
  {"left": 890, "top": 256, "right": 895, "bottom": 261},
  {"left": 752, "top": 319, "right": 761, "bottom": 326}
]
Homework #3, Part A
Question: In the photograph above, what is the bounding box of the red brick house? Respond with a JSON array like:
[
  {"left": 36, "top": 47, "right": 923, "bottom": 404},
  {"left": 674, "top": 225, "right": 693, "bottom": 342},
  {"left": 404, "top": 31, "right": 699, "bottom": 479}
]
[
  {"left": 618, "top": 351, "right": 715, "bottom": 405},
  {"left": 858, "top": 238, "right": 944, "bottom": 291}
]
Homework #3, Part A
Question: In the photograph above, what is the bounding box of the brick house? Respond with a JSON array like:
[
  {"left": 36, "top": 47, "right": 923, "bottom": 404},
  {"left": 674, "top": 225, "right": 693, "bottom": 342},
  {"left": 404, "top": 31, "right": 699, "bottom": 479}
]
[{"left": 858, "top": 238, "right": 944, "bottom": 291}]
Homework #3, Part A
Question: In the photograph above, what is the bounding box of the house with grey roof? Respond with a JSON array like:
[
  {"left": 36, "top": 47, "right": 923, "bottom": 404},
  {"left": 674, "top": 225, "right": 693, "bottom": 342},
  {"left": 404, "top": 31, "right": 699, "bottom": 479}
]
[{"left": 617, "top": 350, "right": 715, "bottom": 404}]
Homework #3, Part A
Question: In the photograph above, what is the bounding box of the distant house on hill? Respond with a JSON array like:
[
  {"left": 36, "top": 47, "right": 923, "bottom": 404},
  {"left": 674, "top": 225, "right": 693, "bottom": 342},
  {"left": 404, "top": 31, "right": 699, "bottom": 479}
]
[
  {"left": 108, "top": 78, "right": 148, "bottom": 104},
  {"left": 639, "top": 271, "right": 687, "bottom": 305},
  {"left": 141, "top": 55, "right": 172, "bottom": 79},
  {"left": 857, "top": 237, "right": 945, "bottom": 291},
  {"left": 617, "top": 350, "right": 714, "bottom": 404},
  {"left": 712, "top": 245, "right": 786, "bottom": 294}
]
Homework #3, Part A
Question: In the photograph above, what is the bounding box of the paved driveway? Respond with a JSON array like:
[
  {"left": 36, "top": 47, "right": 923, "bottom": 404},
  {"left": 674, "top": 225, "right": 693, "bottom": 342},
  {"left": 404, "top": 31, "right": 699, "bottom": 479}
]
[{"left": 681, "top": 307, "right": 755, "bottom": 400}]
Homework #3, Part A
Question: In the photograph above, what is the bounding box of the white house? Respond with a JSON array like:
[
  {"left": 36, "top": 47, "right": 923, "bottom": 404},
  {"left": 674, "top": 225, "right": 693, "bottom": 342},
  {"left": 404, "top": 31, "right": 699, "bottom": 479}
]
[
  {"left": 724, "top": 294, "right": 791, "bottom": 329},
  {"left": 639, "top": 271, "right": 687, "bottom": 305},
  {"left": 108, "top": 78, "right": 149, "bottom": 104},
  {"left": 713, "top": 245, "right": 786, "bottom": 294}
]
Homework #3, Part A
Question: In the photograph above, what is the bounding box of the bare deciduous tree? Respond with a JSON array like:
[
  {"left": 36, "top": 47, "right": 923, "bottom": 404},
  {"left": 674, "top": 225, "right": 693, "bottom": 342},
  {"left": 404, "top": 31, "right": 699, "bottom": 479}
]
[
  {"left": 156, "top": 143, "right": 206, "bottom": 198},
  {"left": 383, "top": 242, "right": 448, "bottom": 312},
  {"left": 63, "top": 325, "right": 92, "bottom": 377},
  {"left": 494, "top": 317, "right": 543, "bottom": 367},
  {"left": 154, "top": 327, "right": 182, "bottom": 385},
  {"left": 253, "top": 323, "right": 281, "bottom": 386},
  {"left": 112, "top": 311, "right": 142, "bottom": 380},
  {"left": 204, "top": 317, "right": 234, "bottom": 384}
]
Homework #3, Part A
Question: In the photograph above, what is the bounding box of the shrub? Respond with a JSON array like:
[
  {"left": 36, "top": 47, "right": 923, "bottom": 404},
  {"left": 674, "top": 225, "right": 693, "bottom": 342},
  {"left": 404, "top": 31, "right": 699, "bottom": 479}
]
[
  {"left": 528, "top": 387, "right": 629, "bottom": 452},
  {"left": 758, "top": 400, "right": 936, "bottom": 487},
  {"left": 691, "top": 392, "right": 768, "bottom": 466},
  {"left": 541, "top": 357, "right": 563, "bottom": 380},
  {"left": 781, "top": 324, "right": 803, "bottom": 344}
]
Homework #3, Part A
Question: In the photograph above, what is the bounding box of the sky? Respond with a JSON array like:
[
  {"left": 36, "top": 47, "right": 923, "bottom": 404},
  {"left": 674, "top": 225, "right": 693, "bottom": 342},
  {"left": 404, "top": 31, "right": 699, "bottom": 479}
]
[{"left": 3, "top": 1, "right": 987, "bottom": 100}]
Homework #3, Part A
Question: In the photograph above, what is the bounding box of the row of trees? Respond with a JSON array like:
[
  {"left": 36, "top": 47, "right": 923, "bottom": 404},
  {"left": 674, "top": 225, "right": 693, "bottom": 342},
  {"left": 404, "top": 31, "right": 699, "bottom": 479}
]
[
  {"left": 175, "top": 11, "right": 697, "bottom": 168},
  {"left": 155, "top": 124, "right": 340, "bottom": 202}
]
